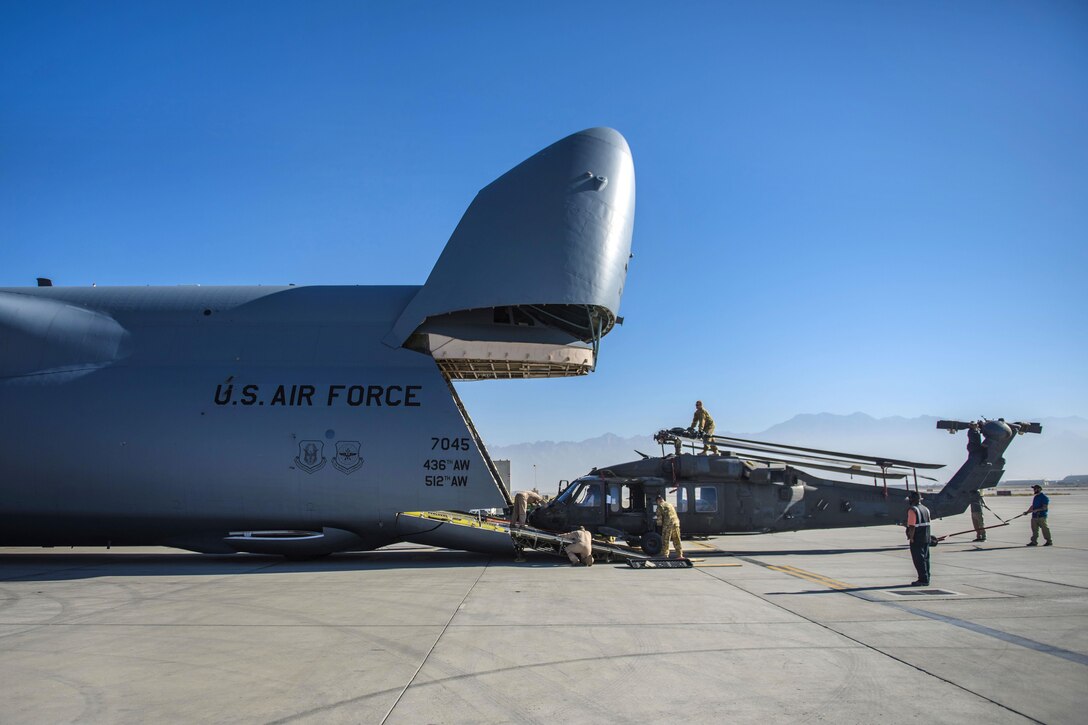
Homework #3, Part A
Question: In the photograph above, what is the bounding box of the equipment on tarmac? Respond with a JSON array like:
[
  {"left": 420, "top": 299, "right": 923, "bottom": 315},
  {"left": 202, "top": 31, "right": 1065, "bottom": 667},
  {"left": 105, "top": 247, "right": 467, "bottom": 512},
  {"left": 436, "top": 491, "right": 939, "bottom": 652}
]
[{"left": 627, "top": 558, "right": 694, "bottom": 569}]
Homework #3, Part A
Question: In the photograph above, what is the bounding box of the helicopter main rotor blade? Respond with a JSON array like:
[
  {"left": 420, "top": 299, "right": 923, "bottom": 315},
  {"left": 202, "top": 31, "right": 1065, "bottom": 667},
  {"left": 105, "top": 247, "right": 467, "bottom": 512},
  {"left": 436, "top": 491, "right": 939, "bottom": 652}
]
[
  {"left": 733, "top": 453, "right": 909, "bottom": 479},
  {"left": 706, "top": 434, "right": 944, "bottom": 469},
  {"left": 712, "top": 440, "right": 923, "bottom": 471}
]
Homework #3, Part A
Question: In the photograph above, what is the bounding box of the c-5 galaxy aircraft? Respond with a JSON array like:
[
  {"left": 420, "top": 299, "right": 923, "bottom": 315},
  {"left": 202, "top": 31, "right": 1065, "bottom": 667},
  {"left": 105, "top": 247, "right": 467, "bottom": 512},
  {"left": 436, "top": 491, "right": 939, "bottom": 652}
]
[
  {"left": 0, "top": 127, "right": 635, "bottom": 556},
  {"left": 528, "top": 419, "right": 1040, "bottom": 555}
]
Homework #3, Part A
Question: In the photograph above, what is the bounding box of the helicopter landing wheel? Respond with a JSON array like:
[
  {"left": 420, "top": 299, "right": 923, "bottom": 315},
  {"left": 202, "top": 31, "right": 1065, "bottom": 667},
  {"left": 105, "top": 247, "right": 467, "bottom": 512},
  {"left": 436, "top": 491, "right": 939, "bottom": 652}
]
[{"left": 640, "top": 532, "right": 663, "bottom": 557}]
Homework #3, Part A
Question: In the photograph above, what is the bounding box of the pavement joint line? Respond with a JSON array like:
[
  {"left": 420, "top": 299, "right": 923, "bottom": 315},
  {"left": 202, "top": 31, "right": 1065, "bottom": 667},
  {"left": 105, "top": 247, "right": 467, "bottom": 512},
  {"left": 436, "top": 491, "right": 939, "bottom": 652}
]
[
  {"left": 742, "top": 555, "right": 1088, "bottom": 668},
  {"left": 857, "top": 595, "right": 1088, "bottom": 667},
  {"left": 261, "top": 562, "right": 496, "bottom": 725},
  {"left": 922, "top": 564, "right": 1088, "bottom": 592},
  {"left": 715, "top": 556, "right": 1045, "bottom": 724},
  {"left": 380, "top": 560, "right": 491, "bottom": 725},
  {"left": 944, "top": 582, "right": 1024, "bottom": 598},
  {"left": 251, "top": 641, "right": 897, "bottom": 722}
]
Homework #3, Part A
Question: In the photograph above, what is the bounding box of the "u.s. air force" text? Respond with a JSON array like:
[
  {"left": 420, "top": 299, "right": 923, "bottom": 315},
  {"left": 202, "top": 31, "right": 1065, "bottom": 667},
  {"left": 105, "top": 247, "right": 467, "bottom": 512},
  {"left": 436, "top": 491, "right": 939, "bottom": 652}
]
[{"left": 213, "top": 383, "right": 422, "bottom": 407}]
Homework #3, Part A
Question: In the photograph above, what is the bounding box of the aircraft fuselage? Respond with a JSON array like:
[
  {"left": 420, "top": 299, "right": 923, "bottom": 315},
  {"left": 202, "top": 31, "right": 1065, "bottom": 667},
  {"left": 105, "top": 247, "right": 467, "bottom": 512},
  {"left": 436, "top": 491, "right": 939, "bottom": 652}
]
[{"left": 0, "top": 285, "right": 504, "bottom": 551}]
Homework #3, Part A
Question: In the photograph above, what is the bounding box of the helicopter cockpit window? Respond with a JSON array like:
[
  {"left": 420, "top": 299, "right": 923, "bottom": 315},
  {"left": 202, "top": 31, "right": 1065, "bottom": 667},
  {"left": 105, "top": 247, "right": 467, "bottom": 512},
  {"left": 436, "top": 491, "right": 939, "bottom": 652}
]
[
  {"left": 695, "top": 486, "right": 718, "bottom": 512},
  {"left": 554, "top": 482, "right": 577, "bottom": 504},
  {"left": 608, "top": 484, "right": 634, "bottom": 513},
  {"left": 573, "top": 482, "right": 601, "bottom": 507}
]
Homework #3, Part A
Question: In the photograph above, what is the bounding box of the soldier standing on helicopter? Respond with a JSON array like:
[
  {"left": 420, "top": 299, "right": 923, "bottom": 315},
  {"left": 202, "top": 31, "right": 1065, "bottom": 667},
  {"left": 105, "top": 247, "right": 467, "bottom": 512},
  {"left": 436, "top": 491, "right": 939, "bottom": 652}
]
[{"left": 690, "top": 400, "right": 719, "bottom": 455}]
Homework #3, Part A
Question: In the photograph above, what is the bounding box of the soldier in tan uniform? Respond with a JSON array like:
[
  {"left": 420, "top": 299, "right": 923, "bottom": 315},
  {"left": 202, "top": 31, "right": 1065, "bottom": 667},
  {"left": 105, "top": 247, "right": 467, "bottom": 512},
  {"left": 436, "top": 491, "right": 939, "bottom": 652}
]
[
  {"left": 511, "top": 490, "right": 545, "bottom": 527},
  {"left": 690, "top": 400, "right": 719, "bottom": 455},
  {"left": 559, "top": 526, "right": 594, "bottom": 566},
  {"left": 655, "top": 493, "right": 684, "bottom": 558}
]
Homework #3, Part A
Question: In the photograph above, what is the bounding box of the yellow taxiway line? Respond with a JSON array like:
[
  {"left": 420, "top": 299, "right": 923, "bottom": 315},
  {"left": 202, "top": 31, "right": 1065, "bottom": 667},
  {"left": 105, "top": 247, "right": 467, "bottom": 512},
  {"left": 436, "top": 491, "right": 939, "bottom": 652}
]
[
  {"left": 685, "top": 540, "right": 744, "bottom": 567},
  {"left": 765, "top": 563, "right": 851, "bottom": 590}
]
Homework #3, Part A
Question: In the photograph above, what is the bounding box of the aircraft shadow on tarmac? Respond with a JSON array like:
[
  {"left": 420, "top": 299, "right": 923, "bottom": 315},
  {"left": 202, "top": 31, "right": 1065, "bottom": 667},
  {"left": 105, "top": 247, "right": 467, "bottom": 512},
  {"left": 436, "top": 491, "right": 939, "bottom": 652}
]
[
  {"left": 0, "top": 542, "right": 1029, "bottom": 582},
  {"left": 721, "top": 546, "right": 902, "bottom": 556},
  {"left": 0, "top": 549, "right": 523, "bottom": 581}
]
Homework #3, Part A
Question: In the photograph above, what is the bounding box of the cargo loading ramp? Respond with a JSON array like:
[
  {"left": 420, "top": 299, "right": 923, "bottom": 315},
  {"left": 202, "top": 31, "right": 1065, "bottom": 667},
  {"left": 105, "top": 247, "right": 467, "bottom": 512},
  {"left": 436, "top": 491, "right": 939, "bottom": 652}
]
[
  {"left": 396, "top": 510, "right": 653, "bottom": 563},
  {"left": 508, "top": 525, "right": 653, "bottom": 564}
]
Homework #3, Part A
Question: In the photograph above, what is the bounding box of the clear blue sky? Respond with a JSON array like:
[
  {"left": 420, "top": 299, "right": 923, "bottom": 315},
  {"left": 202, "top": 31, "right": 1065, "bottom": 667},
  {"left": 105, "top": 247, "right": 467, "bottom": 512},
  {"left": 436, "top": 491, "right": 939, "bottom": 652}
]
[{"left": 3, "top": 1, "right": 1086, "bottom": 444}]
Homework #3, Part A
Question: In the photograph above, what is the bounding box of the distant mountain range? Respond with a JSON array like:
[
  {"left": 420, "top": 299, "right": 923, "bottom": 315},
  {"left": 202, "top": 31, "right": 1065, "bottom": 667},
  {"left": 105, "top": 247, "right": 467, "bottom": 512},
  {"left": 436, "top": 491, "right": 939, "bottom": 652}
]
[{"left": 487, "top": 413, "right": 1088, "bottom": 494}]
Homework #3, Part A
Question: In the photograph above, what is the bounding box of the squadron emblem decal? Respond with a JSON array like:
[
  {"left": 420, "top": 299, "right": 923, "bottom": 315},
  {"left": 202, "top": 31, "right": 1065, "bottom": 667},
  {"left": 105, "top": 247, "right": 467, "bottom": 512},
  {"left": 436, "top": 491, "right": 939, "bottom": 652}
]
[
  {"left": 294, "top": 440, "right": 327, "bottom": 473},
  {"left": 332, "top": 441, "right": 363, "bottom": 474}
]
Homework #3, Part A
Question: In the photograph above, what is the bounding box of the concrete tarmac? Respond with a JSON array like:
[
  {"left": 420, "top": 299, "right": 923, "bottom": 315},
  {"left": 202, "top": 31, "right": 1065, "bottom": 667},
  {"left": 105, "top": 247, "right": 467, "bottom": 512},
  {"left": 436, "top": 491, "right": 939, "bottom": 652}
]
[{"left": 1, "top": 491, "right": 1085, "bottom": 724}]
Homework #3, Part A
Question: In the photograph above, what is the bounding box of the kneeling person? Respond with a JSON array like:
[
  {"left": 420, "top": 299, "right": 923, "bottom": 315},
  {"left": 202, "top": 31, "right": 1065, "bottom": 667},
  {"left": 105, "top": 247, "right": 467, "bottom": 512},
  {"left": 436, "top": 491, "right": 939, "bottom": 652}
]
[{"left": 560, "top": 526, "right": 594, "bottom": 566}]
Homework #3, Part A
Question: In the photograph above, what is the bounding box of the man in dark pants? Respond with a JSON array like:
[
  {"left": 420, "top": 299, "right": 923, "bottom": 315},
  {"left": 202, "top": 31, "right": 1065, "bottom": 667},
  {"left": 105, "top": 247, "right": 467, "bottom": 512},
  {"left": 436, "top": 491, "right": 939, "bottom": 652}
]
[
  {"left": 905, "top": 491, "right": 931, "bottom": 586},
  {"left": 1025, "top": 484, "right": 1052, "bottom": 546}
]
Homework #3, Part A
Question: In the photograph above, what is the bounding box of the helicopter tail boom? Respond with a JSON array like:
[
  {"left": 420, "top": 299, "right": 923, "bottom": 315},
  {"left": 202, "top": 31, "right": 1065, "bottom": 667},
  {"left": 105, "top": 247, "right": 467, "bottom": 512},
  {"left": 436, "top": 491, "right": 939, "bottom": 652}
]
[{"left": 925, "top": 418, "right": 1042, "bottom": 518}]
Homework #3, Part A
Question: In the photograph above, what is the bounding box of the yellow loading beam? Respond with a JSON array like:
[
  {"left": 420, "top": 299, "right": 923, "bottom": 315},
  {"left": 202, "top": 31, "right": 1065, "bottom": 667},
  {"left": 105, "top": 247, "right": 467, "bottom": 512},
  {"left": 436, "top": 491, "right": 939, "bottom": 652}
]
[{"left": 398, "top": 511, "right": 653, "bottom": 563}]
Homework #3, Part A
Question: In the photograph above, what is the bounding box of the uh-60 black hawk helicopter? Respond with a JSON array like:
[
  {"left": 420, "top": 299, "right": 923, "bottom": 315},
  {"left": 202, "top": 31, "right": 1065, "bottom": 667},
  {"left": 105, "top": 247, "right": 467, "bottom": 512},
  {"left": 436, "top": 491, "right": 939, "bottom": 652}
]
[{"left": 527, "top": 418, "right": 1041, "bottom": 555}]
